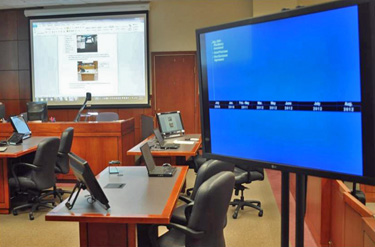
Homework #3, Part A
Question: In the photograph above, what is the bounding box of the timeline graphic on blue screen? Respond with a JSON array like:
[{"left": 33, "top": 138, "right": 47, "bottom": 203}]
[{"left": 197, "top": 1, "right": 375, "bottom": 184}]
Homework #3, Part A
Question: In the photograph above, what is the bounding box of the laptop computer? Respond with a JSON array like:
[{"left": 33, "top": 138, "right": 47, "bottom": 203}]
[
  {"left": 153, "top": 128, "right": 180, "bottom": 149},
  {"left": 9, "top": 115, "right": 32, "bottom": 140},
  {"left": 140, "top": 143, "right": 176, "bottom": 177},
  {"left": 156, "top": 111, "right": 185, "bottom": 139}
]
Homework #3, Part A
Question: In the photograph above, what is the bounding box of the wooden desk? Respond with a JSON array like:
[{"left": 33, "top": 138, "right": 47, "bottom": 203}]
[
  {"left": 127, "top": 134, "right": 201, "bottom": 164},
  {"left": 0, "top": 136, "right": 52, "bottom": 214},
  {"left": 0, "top": 119, "right": 135, "bottom": 179},
  {"left": 46, "top": 166, "right": 188, "bottom": 247}
]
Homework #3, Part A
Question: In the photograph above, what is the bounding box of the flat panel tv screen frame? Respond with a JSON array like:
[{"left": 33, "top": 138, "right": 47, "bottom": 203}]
[
  {"left": 29, "top": 11, "right": 149, "bottom": 108},
  {"left": 196, "top": 0, "right": 375, "bottom": 185}
]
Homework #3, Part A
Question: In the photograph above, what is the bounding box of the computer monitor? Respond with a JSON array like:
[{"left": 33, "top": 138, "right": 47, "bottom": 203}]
[
  {"left": 0, "top": 104, "right": 5, "bottom": 119},
  {"left": 27, "top": 101, "right": 48, "bottom": 122},
  {"left": 10, "top": 115, "right": 32, "bottom": 138},
  {"left": 196, "top": 0, "right": 375, "bottom": 185},
  {"left": 156, "top": 111, "right": 185, "bottom": 138},
  {"left": 68, "top": 152, "right": 110, "bottom": 210}
]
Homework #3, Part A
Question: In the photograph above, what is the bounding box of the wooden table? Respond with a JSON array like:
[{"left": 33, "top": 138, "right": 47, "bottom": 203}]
[
  {"left": 0, "top": 119, "right": 135, "bottom": 179},
  {"left": 0, "top": 136, "right": 53, "bottom": 214},
  {"left": 46, "top": 166, "right": 188, "bottom": 247},
  {"left": 127, "top": 134, "right": 201, "bottom": 164}
]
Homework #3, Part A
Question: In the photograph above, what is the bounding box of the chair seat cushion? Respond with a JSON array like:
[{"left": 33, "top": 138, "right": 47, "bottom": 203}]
[
  {"left": 9, "top": 176, "right": 37, "bottom": 190},
  {"left": 234, "top": 167, "right": 264, "bottom": 184},
  {"left": 158, "top": 228, "right": 186, "bottom": 247},
  {"left": 171, "top": 204, "right": 188, "bottom": 225}
]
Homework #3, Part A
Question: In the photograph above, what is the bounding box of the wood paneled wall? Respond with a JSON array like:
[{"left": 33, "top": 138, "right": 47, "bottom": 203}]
[
  {"left": 0, "top": 9, "right": 153, "bottom": 144},
  {"left": 0, "top": 10, "right": 30, "bottom": 117}
]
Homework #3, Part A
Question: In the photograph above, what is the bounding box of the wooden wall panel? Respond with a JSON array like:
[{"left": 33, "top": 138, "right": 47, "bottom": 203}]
[
  {"left": 17, "top": 10, "right": 29, "bottom": 40},
  {"left": 0, "top": 10, "right": 17, "bottom": 41},
  {"left": 0, "top": 41, "right": 18, "bottom": 70},
  {"left": 0, "top": 71, "right": 19, "bottom": 99},
  {"left": 18, "top": 40, "right": 29, "bottom": 70},
  {"left": 18, "top": 70, "right": 31, "bottom": 99}
]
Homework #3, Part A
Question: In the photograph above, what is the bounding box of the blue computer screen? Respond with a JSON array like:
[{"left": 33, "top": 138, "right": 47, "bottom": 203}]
[{"left": 201, "top": 6, "right": 363, "bottom": 175}]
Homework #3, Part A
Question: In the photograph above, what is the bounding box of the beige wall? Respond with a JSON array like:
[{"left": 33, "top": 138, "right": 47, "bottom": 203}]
[
  {"left": 149, "top": 0, "right": 253, "bottom": 52},
  {"left": 253, "top": 0, "right": 338, "bottom": 16}
]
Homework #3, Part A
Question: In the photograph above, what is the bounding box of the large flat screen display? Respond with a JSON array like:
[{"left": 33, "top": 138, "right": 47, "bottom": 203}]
[
  {"left": 197, "top": 0, "right": 375, "bottom": 184},
  {"left": 30, "top": 12, "right": 149, "bottom": 108}
]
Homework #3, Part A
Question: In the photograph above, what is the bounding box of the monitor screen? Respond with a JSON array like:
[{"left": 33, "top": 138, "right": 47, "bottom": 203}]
[
  {"left": 29, "top": 12, "right": 149, "bottom": 108},
  {"left": 10, "top": 116, "right": 32, "bottom": 136},
  {"left": 196, "top": 0, "right": 375, "bottom": 184},
  {"left": 156, "top": 111, "right": 185, "bottom": 138},
  {"left": 68, "top": 152, "right": 110, "bottom": 209},
  {"left": 27, "top": 101, "right": 48, "bottom": 122}
]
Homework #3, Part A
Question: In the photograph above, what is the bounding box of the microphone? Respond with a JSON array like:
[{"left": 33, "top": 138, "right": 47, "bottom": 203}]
[{"left": 74, "top": 92, "right": 92, "bottom": 122}]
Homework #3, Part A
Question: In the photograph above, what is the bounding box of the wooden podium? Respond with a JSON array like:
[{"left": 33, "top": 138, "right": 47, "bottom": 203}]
[{"left": 0, "top": 118, "right": 135, "bottom": 180}]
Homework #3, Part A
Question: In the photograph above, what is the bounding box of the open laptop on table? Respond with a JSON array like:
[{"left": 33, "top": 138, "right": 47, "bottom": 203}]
[
  {"left": 140, "top": 143, "right": 176, "bottom": 177},
  {"left": 10, "top": 115, "right": 32, "bottom": 140},
  {"left": 153, "top": 128, "right": 180, "bottom": 149},
  {"left": 156, "top": 111, "right": 185, "bottom": 139}
]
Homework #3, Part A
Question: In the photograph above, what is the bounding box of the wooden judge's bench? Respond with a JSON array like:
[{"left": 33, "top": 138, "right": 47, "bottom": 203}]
[{"left": 0, "top": 118, "right": 135, "bottom": 180}]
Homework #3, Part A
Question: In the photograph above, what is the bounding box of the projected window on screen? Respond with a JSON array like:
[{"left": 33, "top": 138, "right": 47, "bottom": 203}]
[
  {"left": 30, "top": 13, "right": 148, "bottom": 107},
  {"left": 202, "top": 6, "right": 363, "bottom": 176}
]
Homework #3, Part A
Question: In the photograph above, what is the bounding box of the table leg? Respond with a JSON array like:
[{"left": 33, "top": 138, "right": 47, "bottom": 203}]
[
  {"left": 0, "top": 158, "right": 9, "bottom": 214},
  {"left": 79, "top": 222, "right": 136, "bottom": 247}
]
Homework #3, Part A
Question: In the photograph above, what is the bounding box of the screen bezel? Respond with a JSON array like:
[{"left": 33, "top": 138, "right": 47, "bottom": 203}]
[
  {"left": 69, "top": 152, "right": 110, "bottom": 209},
  {"left": 10, "top": 115, "right": 32, "bottom": 136},
  {"left": 196, "top": 0, "right": 375, "bottom": 185},
  {"left": 156, "top": 111, "right": 185, "bottom": 137},
  {"left": 28, "top": 11, "right": 150, "bottom": 109}
]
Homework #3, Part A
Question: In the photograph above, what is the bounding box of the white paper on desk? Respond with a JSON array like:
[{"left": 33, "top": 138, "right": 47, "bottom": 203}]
[{"left": 173, "top": 140, "right": 194, "bottom": 145}]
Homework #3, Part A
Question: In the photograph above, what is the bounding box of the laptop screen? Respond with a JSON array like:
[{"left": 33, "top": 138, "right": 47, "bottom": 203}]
[
  {"left": 140, "top": 143, "right": 156, "bottom": 172},
  {"left": 10, "top": 116, "right": 31, "bottom": 136},
  {"left": 153, "top": 128, "right": 165, "bottom": 146},
  {"left": 156, "top": 111, "right": 185, "bottom": 137}
]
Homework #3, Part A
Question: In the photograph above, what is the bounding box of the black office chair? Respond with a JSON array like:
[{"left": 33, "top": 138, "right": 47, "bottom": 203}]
[
  {"left": 8, "top": 137, "right": 60, "bottom": 220},
  {"left": 230, "top": 163, "right": 264, "bottom": 218},
  {"left": 171, "top": 159, "right": 234, "bottom": 225},
  {"left": 53, "top": 127, "right": 74, "bottom": 201},
  {"left": 151, "top": 171, "right": 235, "bottom": 247},
  {"left": 96, "top": 112, "right": 119, "bottom": 121},
  {"left": 185, "top": 154, "right": 208, "bottom": 196}
]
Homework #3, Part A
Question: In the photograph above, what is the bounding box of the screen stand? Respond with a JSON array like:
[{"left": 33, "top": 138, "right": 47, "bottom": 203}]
[
  {"left": 295, "top": 173, "right": 306, "bottom": 247},
  {"left": 281, "top": 172, "right": 306, "bottom": 247},
  {"left": 281, "top": 171, "right": 289, "bottom": 247},
  {"left": 65, "top": 182, "right": 86, "bottom": 210}
]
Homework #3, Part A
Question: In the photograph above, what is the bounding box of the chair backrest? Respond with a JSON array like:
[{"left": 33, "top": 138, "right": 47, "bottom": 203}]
[
  {"left": 96, "top": 112, "right": 119, "bottom": 121},
  {"left": 31, "top": 138, "right": 60, "bottom": 190},
  {"left": 235, "top": 162, "right": 264, "bottom": 175},
  {"left": 56, "top": 127, "right": 74, "bottom": 174},
  {"left": 191, "top": 159, "right": 234, "bottom": 200},
  {"left": 141, "top": 114, "right": 154, "bottom": 140},
  {"left": 186, "top": 171, "right": 235, "bottom": 247}
]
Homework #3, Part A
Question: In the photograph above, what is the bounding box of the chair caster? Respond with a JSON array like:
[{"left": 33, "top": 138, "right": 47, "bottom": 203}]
[
  {"left": 232, "top": 212, "right": 238, "bottom": 219},
  {"left": 29, "top": 212, "right": 34, "bottom": 220},
  {"left": 258, "top": 211, "right": 263, "bottom": 217},
  {"left": 12, "top": 210, "right": 18, "bottom": 216}
]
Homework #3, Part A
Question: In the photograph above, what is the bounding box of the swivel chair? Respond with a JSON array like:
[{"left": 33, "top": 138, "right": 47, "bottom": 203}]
[
  {"left": 53, "top": 127, "right": 74, "bottom": 201},
  {"left": 8, "top": 137, "right": 60, "bottom": 220},
  {"left": 151, "top": 171, "right": 235, "bottom": 247},
  {"left": 230, "top": 163, "right": 264, "bottom": 218},
  {"left": 96, "top": 112, "right": 119, "bottom": 121},
  {"left": 171, "top": 159, "right": 234, "bottom": 225}
]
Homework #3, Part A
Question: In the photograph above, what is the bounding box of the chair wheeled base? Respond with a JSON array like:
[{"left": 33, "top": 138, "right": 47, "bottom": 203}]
[{"left": 230, "top": 184, "right": 263, "bottom": 219}]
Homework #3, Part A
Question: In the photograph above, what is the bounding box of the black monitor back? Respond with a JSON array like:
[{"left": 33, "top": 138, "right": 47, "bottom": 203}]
[
  {"left": 0, "top": 104, "right": 5, "bottom": 119},
  {"left": 27, "top": 101, "right": 48, "bottom": 122}
]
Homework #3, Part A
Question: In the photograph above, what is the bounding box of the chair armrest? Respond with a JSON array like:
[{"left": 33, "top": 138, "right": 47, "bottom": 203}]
[
  {"left": 166, "top": 222, "right": 205, "bottom": 239},
  {"left": 179, "top": 195, "right": 193, "bottom": 204},
  {"left": 10, "top": 162, "right": 39, "bottom": 190},
  {"left": 184, "top": 202, "right": 194, "bottom": 222}
]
